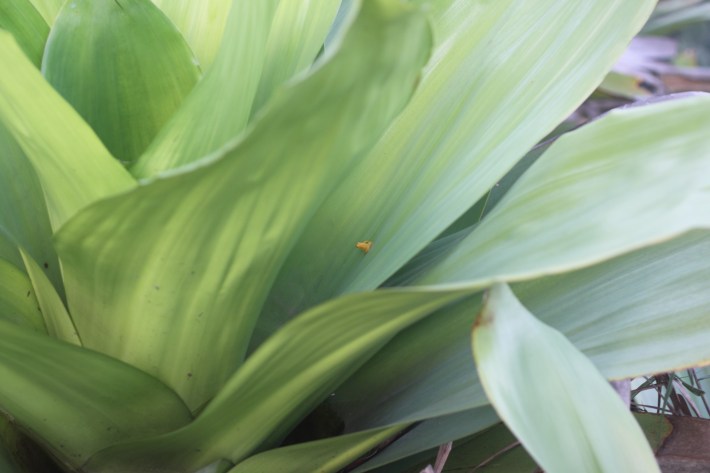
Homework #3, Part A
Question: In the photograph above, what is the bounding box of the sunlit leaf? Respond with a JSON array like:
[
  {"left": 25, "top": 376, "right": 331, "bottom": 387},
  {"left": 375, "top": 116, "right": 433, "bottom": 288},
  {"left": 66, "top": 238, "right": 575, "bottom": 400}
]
[
  {"left": 151, "top": 0, "right": 232, "bottom": 70},
  {"left": 420, "top": 95, "right": 710, "bottom": 287},
  {"left": 0, "top": 31, "right": 135, "bottom": 229},
  {"left": 84, "top": 290, "right": 466, "bottom": 472},
  {"left": 264, "top": 0, "right": 657, "bottom": 327},
  {"left": 55, "top": 0, "right": 432, "bottom": 410}
]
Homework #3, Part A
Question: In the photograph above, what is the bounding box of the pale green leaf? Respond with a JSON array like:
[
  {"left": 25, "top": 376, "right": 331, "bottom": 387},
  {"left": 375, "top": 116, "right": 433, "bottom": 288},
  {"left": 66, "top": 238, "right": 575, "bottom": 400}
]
[
  {"left": 420, "top": 95, "right": 710, "bottom": 287},
  {"left": 251, "top": 0, "right": 341, "bottom": 114},
  {"left": 473, "top": 283, "right": 660, "bottom": 473},
  {"left": 42, "top": 0, "right": 201, "bottom": 165},
  {"left": 0, "top": 123, "right": 61, "bottom": 292},
  {"left": 151, "top": 0, "right": 232, "bottom": 70},
  {"left": 55, "top": 0, "right": 431, "bottom": 410},
  {"left": 0, "top": 320, "right": 192, "bottom": 470},
  {"left": 133, "top": 0, "right": 341, "bottom": 178},
  {"left": 130, "top": 0, "right": 278, "bottom": 177},
  {"left": 20, "top": 249, "right": 79, "bottom": 345},
  {"left": 27, "top": 0, "right": 64, "bottom": 25},
  {"left": 227, "top": 425, "right": 404, "bottom": 473},
  {"left": 0, "top": 31, "right": 135, "bottom": 230},
  {"left": 332, "top": 231, "right": 710, "bottom": 430},
  {"left": 0, "top": 258, "right": 45, "bottom": 333},
  {"left": 84, "top": 289, "right": 466, "bottom": 472},
  {"left": 264, "top": 0, "right": 657, "bottom": 323},
  {"left": 0, "top": 0, "right": 48, "bottom": 67}
]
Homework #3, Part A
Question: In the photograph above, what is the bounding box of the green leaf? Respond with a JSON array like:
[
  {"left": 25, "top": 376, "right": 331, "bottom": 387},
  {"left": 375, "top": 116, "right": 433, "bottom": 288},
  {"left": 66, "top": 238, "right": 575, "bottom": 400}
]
[
  {"left": 226, "top": 425, "right": 405, "bottom": 473},
  {"left": 27, "top": 0, "right": 63, "bottom": 25},
  {"left": 250, "top": 0, "right": 341, "bottom": 115},
  {"left": 84, "top": 289, "right": 466, "bottom": 472},
  {"left": 472, "top": 283, "right": 660, "bottom": 473},
  {"left": 0, "top": 31, "right": 135, "bottom": 230},
  {"left": 55, "top": 0, "right": 431, "bottom": 410},
  {"left": 0, "top": 258, "right": 45, "bottom": 334},
  {"left": 132, "top": 0, "right": 340, "bottom": 177},
  {"left": 0, "top": 0, "right": 48, "bottom": 67},
  {"left": 130, "top": 0, "right": 278, "bottom": 177},
  {"left": 151, "top": 0, "right": 232, "bottom": 71},
  {"left": 42, "top": 0, "right": 201, "bottom": 165},
  {"left": 332, "top": 231, "right": 710, "bottom": 430},
  {"left": 20, "top": 250, "right": 79, "bottom": 345},
  {"left": 0, "top": 320, "right": 193, "bottom": 470},
  {"left": 515, "top": 230, "right": 710, "bottom": 380},
  {"left": 264, "top": 0, "right": 657, "bottom": 323},
  {"left": 0, "top": 123, "right": 61, "bottom": 292},
  {"left": 420, "top": 94, "right": 710, "bottom": 287}
]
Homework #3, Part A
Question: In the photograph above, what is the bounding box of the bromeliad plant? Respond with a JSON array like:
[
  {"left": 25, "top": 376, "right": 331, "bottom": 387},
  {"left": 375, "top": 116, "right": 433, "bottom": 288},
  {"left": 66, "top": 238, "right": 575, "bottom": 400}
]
[{"left": 2, "top": 0, "right": 710, "bottom": 472}]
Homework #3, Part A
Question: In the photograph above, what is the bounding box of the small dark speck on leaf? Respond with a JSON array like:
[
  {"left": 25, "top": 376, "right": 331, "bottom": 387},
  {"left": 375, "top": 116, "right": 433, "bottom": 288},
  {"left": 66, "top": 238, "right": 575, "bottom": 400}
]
[
  {"left": 26, "top": 291, "right": 30, "bottom": 297},
  {"left": 43, "top": 262, "right": 48, "bottom": 268},
  {"left": 154, "top": 285, "right": 160, "bottom": 290},
  {"left": 187, "top": 372, "right": 192, "bottom": 378}
]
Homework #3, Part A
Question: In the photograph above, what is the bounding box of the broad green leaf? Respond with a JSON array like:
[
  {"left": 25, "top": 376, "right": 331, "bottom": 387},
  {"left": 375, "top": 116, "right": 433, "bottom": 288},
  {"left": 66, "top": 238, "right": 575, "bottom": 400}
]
[
  {"left": 0, "top": 258, "right": 45, "bottom": 333},
  {"left": 84, "top": 289, "right": 466, "bottom": 472},
  {"left": 264, "top": 0, "right": 657, "bottom": 324},
  {"left": 473, "top": 283, "right": 660, "bottom": 473},
  {"left": 0, "top": 123, "right": 61, "bottom": 293},
  {"left": 0, "top": 32, "right": 135, "bottom": 229},
  {"left": 27, "top": 0, "right": 63, "bottom": 25},
  {"left": 55, "top": 0, "right": 432, "bottom": 410},
  {"left": 515, "top": 230, "right": 710, "bottom": 379},
  {"left": 42, "top": 0, "right": 201, "bottom": 165},
  {"left": 130, "top": 0, "right": 278, "bottom": 177},
  {"left": 420, "top": 94, "right": 710, "bottom": 287},
  {"left": 151, "top": 0, "right": 232, "bottom": 70},
  {"left": 0, "top": 0, "right": 48, "bottom": 67},
  {"left": 0, "top": 320, "right": 192, "bottom": 470},
  {"left": 332, "top": 231, "right": 710, "bottom": 430},
  {"left": 250, "top": 0, "right": 341, "bottom": 114},
  {"left": 132, "top": 0, "right": 340, "bottom": 178},
  {"left": 20, "top": 250, "right": 79, "bottom": 345},
  {"left": 227, "top": 425, "right": 404, "bottom": 473}
]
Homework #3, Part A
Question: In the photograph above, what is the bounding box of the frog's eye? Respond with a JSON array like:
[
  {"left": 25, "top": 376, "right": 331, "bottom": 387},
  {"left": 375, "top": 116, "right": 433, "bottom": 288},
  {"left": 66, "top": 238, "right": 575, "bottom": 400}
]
[{"left": 355, "top": 240, "right": 373, "bottom": 254}]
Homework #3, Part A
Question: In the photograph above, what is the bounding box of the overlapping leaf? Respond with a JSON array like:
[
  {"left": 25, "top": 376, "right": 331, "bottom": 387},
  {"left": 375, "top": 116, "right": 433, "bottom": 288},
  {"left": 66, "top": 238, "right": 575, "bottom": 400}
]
[
  {"left": 0, "top": 321, "right": 192, "bottom": 470},
  {"left": 132, "top": 0, "right": 340, "bottom": 177},
  {"left": 84, "top": 290, "right": 466, "bottom": 472},
  {"left": 473, "top": 283, "right": 659, "bottom": 472},
  {"left": 419, "top": 94, "right": 710, "bottom": 287},
  {"left": 151, "top": 0, "right": 233, "bottom": 70},
  {"left": 55, "top": 0, "right": 432, "bottom": 410},
  {"left": 0, "top": 123, "right": 61, "bottom": 292},
  {"left": 0, "top": 32, "right": 135, "bottom": 229},
  {"left": 42, "top": 0, "right": 201, "bottom": 164},
  {"left": 20, "top": 250, "right": 79, "bottom": 345},
  {"left": 27, "top": 0, "right": 63, "bottom": 25},
  {"left": 262, "top": 0, "right": 657, "bottom": 331},
  {"left": 0, "top": 0, "right": 48, "bottom": 67},
  {"left": 331, "top": 231, "right": 710, "bottom": 431}
]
